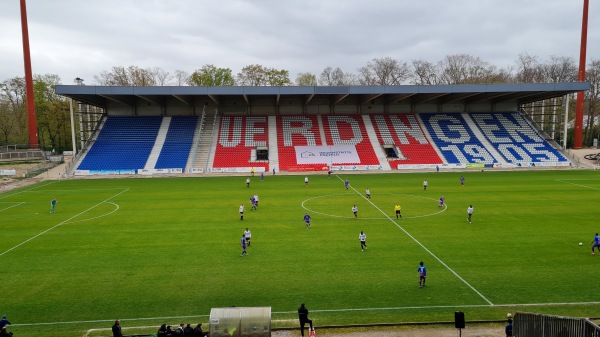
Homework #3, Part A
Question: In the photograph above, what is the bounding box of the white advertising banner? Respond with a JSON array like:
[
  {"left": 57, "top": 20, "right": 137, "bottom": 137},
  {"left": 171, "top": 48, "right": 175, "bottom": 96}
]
[
  {"left": 0, "top": 169, "right": 16, "bottom": 176},
  {"left": 295, "top": 145, "right": 360, "bottom": 165}
]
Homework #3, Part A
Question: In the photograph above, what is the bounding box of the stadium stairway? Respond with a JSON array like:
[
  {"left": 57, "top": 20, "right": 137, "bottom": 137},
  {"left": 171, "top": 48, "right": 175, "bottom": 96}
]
[
  {"left": 362, "top": 115, "right": 391, "bottom": 170},
  {"left": 268, "top": 115, "right": 279, "bottom": 172},
  {"left": 462, "top": 114, "right": 508, "bottom": 166},
  {"left": 144, "top": 117, "right": 171, "bottom": 170}
]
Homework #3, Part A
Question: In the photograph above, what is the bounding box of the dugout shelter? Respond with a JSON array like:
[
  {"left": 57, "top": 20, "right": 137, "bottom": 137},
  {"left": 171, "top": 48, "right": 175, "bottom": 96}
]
[{"left": 209, "top": 306, "right": 271, "bottom": 337}]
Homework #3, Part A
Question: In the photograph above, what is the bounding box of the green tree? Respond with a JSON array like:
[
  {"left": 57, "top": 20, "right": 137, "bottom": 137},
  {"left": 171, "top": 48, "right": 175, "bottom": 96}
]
[
  {"left": 188, "top": 65, "right": 235, "bottom": 86},
  {"left": 33, "top": 74, "right": 70, "bottom": 151},
  {"left": 295, "top": 72, "right": 317, "bottom": 86},
  {"left": 0, "top": 77, "right": 28, "bottom": 145}
]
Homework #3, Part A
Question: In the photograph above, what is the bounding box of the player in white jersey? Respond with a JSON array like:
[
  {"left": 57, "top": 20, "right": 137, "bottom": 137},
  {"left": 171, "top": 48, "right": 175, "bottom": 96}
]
[
  {"left": 359, "top": 231, "right": 367, "bottom": 251},
  {"left": 244, "top": 228, "right": 252, "bottom": 246},
  {"left": 467, "top": 205, "right": 474, "bottom": 223},
  {"left": 352, "top": 205, "right": 358, "bottom": 219},
  {"left": 239, "top": 204, "right": 245, "bottom": 220}
]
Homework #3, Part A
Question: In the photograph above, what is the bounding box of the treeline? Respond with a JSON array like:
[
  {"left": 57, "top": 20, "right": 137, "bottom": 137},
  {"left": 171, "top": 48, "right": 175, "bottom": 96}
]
[{"left": 0, "top": 53, "right": 599, "bottom": 151}]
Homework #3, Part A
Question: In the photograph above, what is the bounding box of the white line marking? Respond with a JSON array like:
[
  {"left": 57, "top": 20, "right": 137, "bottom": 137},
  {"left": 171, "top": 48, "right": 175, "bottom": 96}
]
[
  {"left": 0, "top": 202, "right": 25, "bottom": 212},
  {"left": 335, "top": 175, "right": 494, "bottom": 306},
  {"left": 63, "top": 202, "right": 120, "bottom": 224},
  {"left": 0, "top": 189, "right": 129, "bottom": 257},
  {"left": 301, "top": 193, "right": 446, "bottom": 220},
  {"left": 12, "top": 301, "right": 600, "bottom": 327},
  {"left": 556, "top": 179, "right": 600, "bottom": 191},
  {"left": 0, "top": 181, "right": 58, "bottom": 200}
]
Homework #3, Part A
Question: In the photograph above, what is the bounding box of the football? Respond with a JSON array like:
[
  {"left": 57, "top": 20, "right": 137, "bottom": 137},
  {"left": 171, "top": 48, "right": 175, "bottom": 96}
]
[{"left": 579, "top": 242, "right": 583, "bottom": 246}]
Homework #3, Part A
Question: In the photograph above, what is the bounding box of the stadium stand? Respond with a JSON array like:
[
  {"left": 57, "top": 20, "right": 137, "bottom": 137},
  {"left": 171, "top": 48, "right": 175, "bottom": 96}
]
[
  {"left": 77, "top": 116, "right": 162, "bottom": 171},
  {"left": 155, "top": 116, "right": 198, "bottom": 170},
  {"left": 276, "top": 115, "right": 325, "bottom": 171},
  {"left": 321, "top": 115, "right": 380, "bottom": 165},
  {"left": 420, "top": 113, "right": 497, "bottom": 165},
  {"left": 370, "top": 114, "right": 443, "bottom": 167},
  {"left": 212, "top": 116, "right": 269, "bottom": 170},
  {"left": 470, "top": 112, "right": 569, "bottom": 165}
]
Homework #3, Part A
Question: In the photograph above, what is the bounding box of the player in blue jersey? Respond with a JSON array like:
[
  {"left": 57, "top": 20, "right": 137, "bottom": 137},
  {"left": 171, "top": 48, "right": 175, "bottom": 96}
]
[
  {"left": 250, "top": 196, "right": 257, "bottom": 211},
  {"left": 418, "top": 261, "right": 427, "bottom": 288},
  {"left": 344, "top": 179, "right": 349, "bottom": 190},
  {"left": 50, "top": 197, "right": 58, "bottom": 213},
  {"left": 304, "top": 213, "right": 312, "bottom": 229},
  {"left": 240, "top": 234, "right": 248, "bottom": 256},
  {"left": 460, "top": 176, "right": 465, "bottom": 187},
  {"left": 438, "top": 196, "right": 445, "bottom": 208},
  {"left": 591, "top": 233, "right": 600, "bottom": 255}
]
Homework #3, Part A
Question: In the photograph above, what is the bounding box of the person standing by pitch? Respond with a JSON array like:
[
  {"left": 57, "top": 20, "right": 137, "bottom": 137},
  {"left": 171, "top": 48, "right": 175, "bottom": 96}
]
[{"left": 298, "top": 303, "right": 313, "bottom": 337}]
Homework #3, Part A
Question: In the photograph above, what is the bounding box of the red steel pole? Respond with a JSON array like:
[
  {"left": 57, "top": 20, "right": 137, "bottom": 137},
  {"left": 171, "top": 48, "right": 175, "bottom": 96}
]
[
  {"left": 573, "top": 0, "right": 589, "bottom": 149},
  {"left": 20, "top": 0, "right": 38, "bottom": 149}
]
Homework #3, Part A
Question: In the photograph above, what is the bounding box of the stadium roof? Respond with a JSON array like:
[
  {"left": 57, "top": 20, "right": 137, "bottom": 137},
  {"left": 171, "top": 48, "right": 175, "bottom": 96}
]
[{"left": 55, "top": 82, "right": 590, "bottom": 109}]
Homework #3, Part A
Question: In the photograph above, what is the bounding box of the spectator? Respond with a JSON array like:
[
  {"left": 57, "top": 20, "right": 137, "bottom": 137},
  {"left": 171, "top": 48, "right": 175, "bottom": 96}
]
[
  {"left": 176, "top": 323, "right": 185, "bottom": 335},
  {"left": 505, "top": 318, "right": 513, "bottom": 336},
  {"left": 0, "top": 316, "right": 10, "bottom": 329},
  {"left": 298, "top": 303, "right": 313, "bottom": 337},
  {"left": 0, "top": 326, "right": 12, "bottom": 337},
  {"left": 166, "top": 325, "right": 175, "bottom": 336},
  {"left": 157, "top": 324, "right": 167, "bottom": 337},
  {"left": 184, "top": 323, "right": 194, "bottom": 336},
  {"left": 112, "top": 319, "right": 123, "bottom": 337},
  {"left": 193, "top": 323, "right": 208, "bottom": 337}
]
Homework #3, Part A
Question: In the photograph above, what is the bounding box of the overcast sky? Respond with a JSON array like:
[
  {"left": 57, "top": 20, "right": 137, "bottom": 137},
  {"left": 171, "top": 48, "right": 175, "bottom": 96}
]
[{"left": 0, "top": 0, "right": 598, "bottom": 85}]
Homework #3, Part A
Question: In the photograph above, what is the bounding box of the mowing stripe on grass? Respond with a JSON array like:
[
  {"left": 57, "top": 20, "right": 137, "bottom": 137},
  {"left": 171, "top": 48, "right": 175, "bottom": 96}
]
[
  {"left": 336, "top": 175, "right": 494, "bottom": 306},
  {"left": 0, "top": 188, "right": 129, "bottom": 257}
]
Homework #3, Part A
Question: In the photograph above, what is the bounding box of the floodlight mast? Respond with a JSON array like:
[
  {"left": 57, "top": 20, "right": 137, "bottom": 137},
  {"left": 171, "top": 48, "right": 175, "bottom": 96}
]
[
  {"left": 20, "top": 0, "right": 39, "bottom": 149},
  {"left": 573, "top": 0, "right": 589, "bottom": 149}
]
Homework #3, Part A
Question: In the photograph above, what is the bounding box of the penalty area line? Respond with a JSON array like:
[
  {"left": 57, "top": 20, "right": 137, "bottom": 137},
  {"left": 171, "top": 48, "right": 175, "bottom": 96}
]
[
  {"left": 335, "top": 174, "right": 493, "bottom": 306},
  {"left": 0, "top": 188, "right": 129, "bottom": 258}
]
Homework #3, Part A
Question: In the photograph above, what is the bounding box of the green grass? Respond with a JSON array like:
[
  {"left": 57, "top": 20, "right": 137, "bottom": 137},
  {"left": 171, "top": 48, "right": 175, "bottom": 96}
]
[{"left": 1, "top": 170, "right": 600, "bottom": 337}]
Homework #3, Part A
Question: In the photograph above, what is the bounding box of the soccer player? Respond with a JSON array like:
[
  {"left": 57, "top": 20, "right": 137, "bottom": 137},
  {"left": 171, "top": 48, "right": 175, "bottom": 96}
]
[
  {"left": 365, "top": 188, "right": 371, "bottom": 199},
  {"left": 253, "top": 194, "right": 259, "bottom": 208},
  {"left": 305, "top": 176, "right": 309, "bottom": 187},
  {"left": 240, "top": 234, "right": 248, "bottom": 256},
  {"left": 50, "top": 197, "right": 57, "bottom": 213},
  {"left": 418, "top": 261, "right": 427, "bottom": 288},
  {"left": 359, "top": 231, "right": 367, "bottom": 251},
  {"left": 460, "top": 176, "right": 465, "bottom": 187},
  {"left": 438, "top": 196, "right": 445, "bottom": 207},
  {"left": 344, "top": 179, "right": 349, "bottom": 190},
  {"left": 352, "top": 205, "right": 358, "bottom": 219},
  {"left": 304, "top": 213, "right": 312, "bottom": 229},
  {"left": 328, "top": 169, "right": 331, "bottom": 178},
  {"left": 250, "top": 167, "right": 255, "bottom": 176},
  {"left": 591, "top": 233, "right": 600, "bottom": 255},
  {"left": 394, "top": 204, "right": 402, "bottom": 219},
  {"left": 423, "top": 180, "right": 428, "bottom": 191},
  {"left": 239, "top": 204, "right": 245, "bottom": 220},
  {"left": 260, "top": 171, "right": 264, "bottom": 181},
  {"left": 250, "top": 196, "right": 257, "bottom": 211},
  {"left": 246, "top": 178, "right": 250, "bottom": 188},
  {"left": 467, "top": 205, "right": 474, "bottom": 223},
  {"left": 244, "top": 228, "right": 252, "bottom": 246}
]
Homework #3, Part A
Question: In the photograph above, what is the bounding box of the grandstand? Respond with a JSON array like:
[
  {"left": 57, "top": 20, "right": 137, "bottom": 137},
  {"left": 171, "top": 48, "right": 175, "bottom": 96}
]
[{"left": 54, "top": 83, "right": 589, "bottom": 176}]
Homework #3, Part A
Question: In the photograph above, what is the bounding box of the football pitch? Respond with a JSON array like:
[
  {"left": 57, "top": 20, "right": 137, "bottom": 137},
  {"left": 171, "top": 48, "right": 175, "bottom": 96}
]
[{"left": 1, "top": 170, "right": 600, "bottom": 337}]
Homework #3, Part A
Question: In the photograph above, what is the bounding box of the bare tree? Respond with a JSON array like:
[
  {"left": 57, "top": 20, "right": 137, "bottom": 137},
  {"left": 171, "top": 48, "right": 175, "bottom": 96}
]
[
  {"left": 0, "top": 77, "right": 28, "bottom": 144},
  {"left": 584, "top": 59, "right": 600, "bottom": 145},
  {"left": 439, "top": 54, "right": 499, "bottom": 84},
  {"left": 411, "top": 59, "right": 441, "bottom": 85},
  {"left": 515, "top": 53, "right": 544, "bottom": 83},
  {"left": 540, "top": 56, "right": 577, "bottom": 83},
  {"left": 173, "top": 70, "right": 190, "bottom": 86},
  {"left": 152, "top": 67, "right": 172, "bottom": 86},
  {"left": 357, "top": 57, "right": 410, "bottom": 85},
  {"left": 319, "top": 67, "right": 357, "bottom": 86},
  {"left": 93, "top": 66, "right": 156, "bottom": 86},
  {"left": 237, "top": 64, "right": 267, "bottom": 86}
]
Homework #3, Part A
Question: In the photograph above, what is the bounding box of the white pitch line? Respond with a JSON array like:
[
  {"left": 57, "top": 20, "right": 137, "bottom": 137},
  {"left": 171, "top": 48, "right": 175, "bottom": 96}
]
[
  {"left": 12, "top": 301, "right": 600, "bottom": 327},
  {"left": 336, "top": 175, "right": 494, "bottom": 306},
  {"left": 63, "top": 202, "right": 120, "bottom": 224},
  {"left": 556, "top": 179, "right": 600, "bottom": 191},
  {"left": 0, "top": 188, "right": 129, "bottom": 257},
  {"left": 0, "top": 202, "right": 25, "bottom": 212},
  {"left": 0, "top": 181, "right": 58, "bottom": 200}
]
